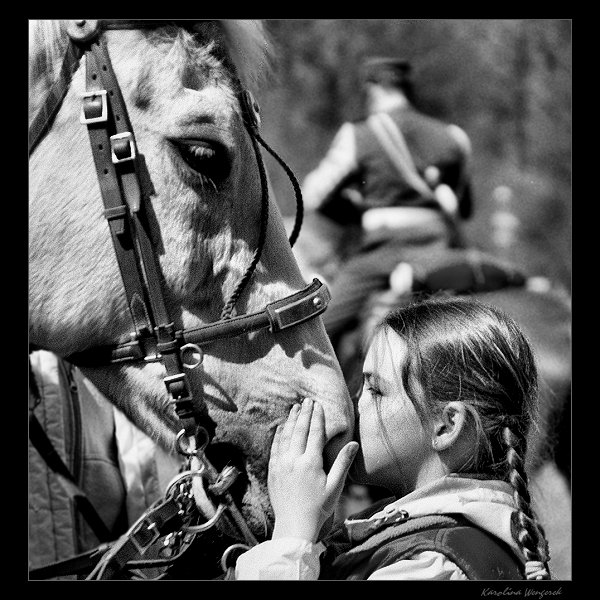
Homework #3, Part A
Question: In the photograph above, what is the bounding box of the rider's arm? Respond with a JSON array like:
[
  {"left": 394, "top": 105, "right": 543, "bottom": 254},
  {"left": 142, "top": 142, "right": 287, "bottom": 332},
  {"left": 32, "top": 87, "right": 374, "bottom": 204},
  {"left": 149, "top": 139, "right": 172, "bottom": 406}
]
[{"left": 302, "top": 122, "right": 360, "bottom": 211}]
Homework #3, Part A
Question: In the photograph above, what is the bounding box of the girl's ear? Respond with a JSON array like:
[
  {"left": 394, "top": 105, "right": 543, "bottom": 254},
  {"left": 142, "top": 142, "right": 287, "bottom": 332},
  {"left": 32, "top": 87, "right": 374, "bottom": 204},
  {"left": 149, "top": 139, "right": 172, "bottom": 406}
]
[{"left": 432, "top": 401, "right": 468, "bottom": 452}]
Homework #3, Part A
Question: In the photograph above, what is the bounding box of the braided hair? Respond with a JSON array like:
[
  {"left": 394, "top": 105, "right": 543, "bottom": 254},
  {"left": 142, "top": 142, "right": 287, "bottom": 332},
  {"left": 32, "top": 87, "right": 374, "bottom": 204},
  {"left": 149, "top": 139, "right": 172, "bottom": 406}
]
[{"left": 382, "top": 295, "right": 551, "bottom": 580}]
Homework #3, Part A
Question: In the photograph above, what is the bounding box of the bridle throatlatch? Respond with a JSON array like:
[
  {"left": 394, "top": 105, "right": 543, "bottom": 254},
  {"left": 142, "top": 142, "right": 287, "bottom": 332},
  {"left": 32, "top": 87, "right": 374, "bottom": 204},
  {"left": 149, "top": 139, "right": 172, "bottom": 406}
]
[{"left": 28, "top": 20, "right": 328, "bottom": 580}]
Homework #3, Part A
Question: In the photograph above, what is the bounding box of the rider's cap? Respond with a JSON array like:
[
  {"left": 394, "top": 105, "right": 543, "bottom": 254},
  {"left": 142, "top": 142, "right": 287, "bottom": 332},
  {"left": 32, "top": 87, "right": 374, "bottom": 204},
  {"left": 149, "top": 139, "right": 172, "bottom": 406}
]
[{"left": 361, "top": 57, "right": 412, "bottom": 88}]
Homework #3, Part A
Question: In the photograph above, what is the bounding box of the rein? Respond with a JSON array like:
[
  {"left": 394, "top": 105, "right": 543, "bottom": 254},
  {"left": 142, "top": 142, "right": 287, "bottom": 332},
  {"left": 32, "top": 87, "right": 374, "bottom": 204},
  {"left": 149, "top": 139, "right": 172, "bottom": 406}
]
[{"left": 29, "top": 19, "right": 323, "bottom": 580}]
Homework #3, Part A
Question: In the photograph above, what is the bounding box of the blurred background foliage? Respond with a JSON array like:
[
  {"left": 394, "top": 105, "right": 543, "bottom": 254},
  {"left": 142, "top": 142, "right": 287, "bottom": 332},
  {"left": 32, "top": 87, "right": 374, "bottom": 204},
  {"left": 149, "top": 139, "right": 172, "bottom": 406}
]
[{"left": 256, "top": 19, "right": 571, "bottom": 291}]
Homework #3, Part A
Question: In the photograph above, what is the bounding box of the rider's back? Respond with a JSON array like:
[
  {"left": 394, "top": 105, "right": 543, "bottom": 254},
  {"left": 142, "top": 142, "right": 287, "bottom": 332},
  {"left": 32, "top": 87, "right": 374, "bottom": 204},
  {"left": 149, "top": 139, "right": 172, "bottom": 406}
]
[{"left": 352, "top": 105, "right": 471, "bottom": 217}]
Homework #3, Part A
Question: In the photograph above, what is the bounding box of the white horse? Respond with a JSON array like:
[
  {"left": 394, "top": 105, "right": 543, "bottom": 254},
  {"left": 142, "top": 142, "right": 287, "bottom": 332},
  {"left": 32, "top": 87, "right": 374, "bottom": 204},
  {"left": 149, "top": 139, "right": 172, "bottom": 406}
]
[{"left": 29, "top": 20, "right": 353, "bottom": 579}]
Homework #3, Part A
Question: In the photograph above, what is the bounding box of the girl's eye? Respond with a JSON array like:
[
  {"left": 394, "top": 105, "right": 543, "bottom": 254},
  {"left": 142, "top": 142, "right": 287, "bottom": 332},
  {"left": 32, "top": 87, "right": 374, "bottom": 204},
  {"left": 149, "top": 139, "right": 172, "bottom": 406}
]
[
  {"left": 366, "top": 385, "right": 382, "bottom": 398},
  {"left": 362, "top": 374, "right": 382, "bottom": 398}
]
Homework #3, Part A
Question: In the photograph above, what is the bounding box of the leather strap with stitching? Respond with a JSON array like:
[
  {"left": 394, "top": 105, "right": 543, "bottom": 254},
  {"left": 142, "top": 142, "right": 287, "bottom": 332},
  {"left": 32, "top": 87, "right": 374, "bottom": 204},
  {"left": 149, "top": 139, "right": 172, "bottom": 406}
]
[
  {"left": 82, "top": 37, "right": 155, "bottom": 339},
  {"left": 67, "top": 278, "right": 330, "bottom": 366},
  {"left": 81, "top": 33, "right": 203, "bottom": 434}
]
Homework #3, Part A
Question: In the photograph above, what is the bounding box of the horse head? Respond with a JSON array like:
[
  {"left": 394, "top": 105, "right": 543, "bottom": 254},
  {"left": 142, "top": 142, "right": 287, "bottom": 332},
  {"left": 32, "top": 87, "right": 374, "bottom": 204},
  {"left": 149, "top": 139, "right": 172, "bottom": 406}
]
[{"left": 28, "top": 20, "right": 354, "bottom": 551}]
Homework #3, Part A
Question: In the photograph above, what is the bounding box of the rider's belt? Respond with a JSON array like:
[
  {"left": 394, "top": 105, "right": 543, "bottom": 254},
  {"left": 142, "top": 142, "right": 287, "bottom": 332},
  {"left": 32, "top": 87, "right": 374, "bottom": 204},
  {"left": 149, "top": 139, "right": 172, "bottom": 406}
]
[{"left": 361, "top": 206, "right": 445, "bottom": 233}]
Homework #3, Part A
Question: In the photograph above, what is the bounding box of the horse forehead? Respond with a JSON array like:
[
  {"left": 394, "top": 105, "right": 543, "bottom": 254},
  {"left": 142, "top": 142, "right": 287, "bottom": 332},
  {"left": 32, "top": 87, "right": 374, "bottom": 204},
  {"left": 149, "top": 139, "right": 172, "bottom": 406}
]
[{"left": 106, "top": 25, "right": 228, "bottom": 70}]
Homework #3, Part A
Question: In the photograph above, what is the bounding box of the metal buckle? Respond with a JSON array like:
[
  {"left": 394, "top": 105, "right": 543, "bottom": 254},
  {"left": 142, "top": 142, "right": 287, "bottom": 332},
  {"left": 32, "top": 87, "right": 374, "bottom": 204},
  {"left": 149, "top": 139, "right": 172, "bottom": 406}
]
[
  {"left": 164, "top": 373, "right": 188, "bottom": 399},
  {"left": 110, "top": 132, "right": 136, "bottom": 163},
  {"left": 130, "top": 519, "right": 160, "bottom": 554},
  {"left": 80, "top": 90, "right": 108, "bottom": 124},
  {"left": 266, "top": 280, "right": 331, "bottom": 332}
]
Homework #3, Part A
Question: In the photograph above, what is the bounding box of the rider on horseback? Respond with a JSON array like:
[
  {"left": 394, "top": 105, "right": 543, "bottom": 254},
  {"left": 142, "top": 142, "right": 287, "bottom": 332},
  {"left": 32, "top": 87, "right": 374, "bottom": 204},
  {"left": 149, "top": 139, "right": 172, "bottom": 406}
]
[{"left": 301, "top": 56, "right": 474, "bottom": 349}]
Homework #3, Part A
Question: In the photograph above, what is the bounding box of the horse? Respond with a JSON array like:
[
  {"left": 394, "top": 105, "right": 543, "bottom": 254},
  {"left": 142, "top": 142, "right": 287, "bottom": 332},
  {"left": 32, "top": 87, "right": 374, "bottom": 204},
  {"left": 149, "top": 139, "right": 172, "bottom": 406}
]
[{"left": 29, "top": 20, "right": 354, "bottom": 579}]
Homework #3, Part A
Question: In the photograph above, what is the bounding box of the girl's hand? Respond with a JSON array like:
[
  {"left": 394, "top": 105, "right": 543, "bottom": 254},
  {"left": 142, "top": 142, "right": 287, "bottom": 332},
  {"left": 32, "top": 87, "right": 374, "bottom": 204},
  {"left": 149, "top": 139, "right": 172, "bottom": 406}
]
[{"left": 268, "top": 398, "right": 359, "bottom": 542}]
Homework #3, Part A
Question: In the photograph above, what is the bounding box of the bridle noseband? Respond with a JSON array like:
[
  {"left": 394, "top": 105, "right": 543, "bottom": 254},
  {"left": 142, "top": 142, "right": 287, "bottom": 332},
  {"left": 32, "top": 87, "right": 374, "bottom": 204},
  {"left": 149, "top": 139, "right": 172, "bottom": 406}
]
[{"left": 29, "top": 19, "right": 327, "bottom": 579}]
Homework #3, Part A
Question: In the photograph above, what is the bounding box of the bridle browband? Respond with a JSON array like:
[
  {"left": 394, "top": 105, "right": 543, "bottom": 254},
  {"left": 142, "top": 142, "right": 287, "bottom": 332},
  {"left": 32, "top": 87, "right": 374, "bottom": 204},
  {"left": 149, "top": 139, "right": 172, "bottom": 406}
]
[{"left": 28, "top": 19, "right": 327, "bottom": 580}]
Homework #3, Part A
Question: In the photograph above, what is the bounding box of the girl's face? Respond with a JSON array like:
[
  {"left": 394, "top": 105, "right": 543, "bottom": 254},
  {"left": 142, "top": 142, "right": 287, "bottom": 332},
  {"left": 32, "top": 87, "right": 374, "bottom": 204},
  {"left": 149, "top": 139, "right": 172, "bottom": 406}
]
[{"left": 349, "top": 327, "right": 440, "bottom": 497}]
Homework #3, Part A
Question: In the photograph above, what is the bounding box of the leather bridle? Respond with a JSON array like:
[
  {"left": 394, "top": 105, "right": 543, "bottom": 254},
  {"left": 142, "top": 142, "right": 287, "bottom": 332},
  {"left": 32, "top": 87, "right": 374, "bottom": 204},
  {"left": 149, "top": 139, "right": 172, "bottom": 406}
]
[{"left": 28, "top": 19, "right": 329, "bottom": 579}]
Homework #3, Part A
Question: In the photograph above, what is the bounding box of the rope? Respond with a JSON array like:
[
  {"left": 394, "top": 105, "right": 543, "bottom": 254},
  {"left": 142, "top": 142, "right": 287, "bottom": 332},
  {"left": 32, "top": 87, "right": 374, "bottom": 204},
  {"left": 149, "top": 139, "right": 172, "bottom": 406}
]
[
  {"left": 254, "top": 131, "right": 304, "bottom": 248},
  {"left": 219, "top": 127, "right": 306, "bottom": 319},
  {"left": 219, "top": 125, "right": 270, "bottom": 320}
]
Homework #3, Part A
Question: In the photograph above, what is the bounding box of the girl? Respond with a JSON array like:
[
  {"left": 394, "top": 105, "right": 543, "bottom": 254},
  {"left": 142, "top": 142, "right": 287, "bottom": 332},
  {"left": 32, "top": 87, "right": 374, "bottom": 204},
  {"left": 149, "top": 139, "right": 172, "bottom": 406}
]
[{"left": 235, "top": 296, "right": 551, "bottom": 580}]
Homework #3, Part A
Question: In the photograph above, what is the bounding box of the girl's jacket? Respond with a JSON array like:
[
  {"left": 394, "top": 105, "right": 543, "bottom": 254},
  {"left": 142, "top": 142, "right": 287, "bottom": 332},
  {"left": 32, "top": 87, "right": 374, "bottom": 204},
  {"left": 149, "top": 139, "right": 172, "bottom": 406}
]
[{"left": 235, "top": 475, "right": 525, "bottom": 580}]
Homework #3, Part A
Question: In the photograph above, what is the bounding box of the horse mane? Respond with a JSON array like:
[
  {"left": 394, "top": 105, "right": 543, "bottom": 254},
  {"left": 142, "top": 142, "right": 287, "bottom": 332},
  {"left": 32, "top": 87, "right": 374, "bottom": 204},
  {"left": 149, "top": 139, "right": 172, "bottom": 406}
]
[
  {"left": 28, "top": 20, "right": 273, "bottom": 124},
  {"left": 28, "top": 20, "right": 69, "bottom": 120}
]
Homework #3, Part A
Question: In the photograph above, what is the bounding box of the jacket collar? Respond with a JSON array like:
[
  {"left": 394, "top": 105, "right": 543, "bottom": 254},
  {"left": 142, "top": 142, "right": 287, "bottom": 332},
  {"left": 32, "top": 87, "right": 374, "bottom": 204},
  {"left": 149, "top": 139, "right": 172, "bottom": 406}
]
[{"left": 344, "top": 474, "right": 518, "bottom": 554}]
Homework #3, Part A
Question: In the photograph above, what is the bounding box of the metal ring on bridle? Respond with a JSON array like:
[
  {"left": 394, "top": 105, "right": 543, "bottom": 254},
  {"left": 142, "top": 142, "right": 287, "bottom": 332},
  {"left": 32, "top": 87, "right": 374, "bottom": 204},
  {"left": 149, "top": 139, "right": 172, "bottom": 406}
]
[
  {"left": 180, "top": 343, "right": 203, "bottom": 369},
  {"left": 176, "top": 426, "right": 210, "bottom": 457},
  {"left": 182, "top": 503, "right": 227, "bottom": 533},
  {"left": 220, "top": 543, "right": 251, "bottom": 573},
  {"left": 176, "top": 430, "right": 195, "bottom": 457}
]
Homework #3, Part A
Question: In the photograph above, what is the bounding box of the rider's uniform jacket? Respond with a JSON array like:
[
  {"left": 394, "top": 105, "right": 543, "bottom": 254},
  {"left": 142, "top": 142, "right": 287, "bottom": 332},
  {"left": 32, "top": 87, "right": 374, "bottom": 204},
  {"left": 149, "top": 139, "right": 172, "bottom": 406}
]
[
  {"left": 302, "top": 105, "right": 473, "bottom": 222},
  {"left": 28, "top": 350, "right": 181, "bottom": 577},
  {"left": 235, "top": 475, "right": 525, "bottom": 580}
]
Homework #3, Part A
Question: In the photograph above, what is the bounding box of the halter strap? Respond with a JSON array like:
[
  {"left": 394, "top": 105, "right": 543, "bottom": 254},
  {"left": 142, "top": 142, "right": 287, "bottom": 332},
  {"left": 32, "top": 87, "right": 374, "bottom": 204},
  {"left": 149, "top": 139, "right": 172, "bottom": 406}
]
[
  {"left": 67, "top": 278, "right": 330, "bottom": 366},
  {"left": 75, "top": 30, "right": 209, "bottom": 437}
]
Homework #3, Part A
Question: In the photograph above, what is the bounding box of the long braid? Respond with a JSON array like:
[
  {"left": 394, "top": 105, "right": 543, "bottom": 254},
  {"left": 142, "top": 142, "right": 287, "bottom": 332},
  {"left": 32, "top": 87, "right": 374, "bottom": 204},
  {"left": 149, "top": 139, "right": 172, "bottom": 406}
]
[{"left": 502, "top": 426, "right": 551, "bottom": 580}]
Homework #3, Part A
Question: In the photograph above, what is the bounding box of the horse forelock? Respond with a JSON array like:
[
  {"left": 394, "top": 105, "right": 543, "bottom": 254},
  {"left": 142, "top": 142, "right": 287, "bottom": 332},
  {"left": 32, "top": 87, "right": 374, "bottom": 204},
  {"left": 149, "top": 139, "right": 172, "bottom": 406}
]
[{"left": 28, "top": 20, "right": 273, "bottom": 93}]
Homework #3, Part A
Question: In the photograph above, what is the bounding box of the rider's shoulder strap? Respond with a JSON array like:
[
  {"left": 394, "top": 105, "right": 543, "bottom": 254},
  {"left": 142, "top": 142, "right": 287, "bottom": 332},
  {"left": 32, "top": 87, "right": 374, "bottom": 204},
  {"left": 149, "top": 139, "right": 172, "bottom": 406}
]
[
  {"left": 366, "top": 112, "right": 434, "bottom": 200},
  {"left": 366, "top": 112, "right": 464, "bottom": 247}
]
